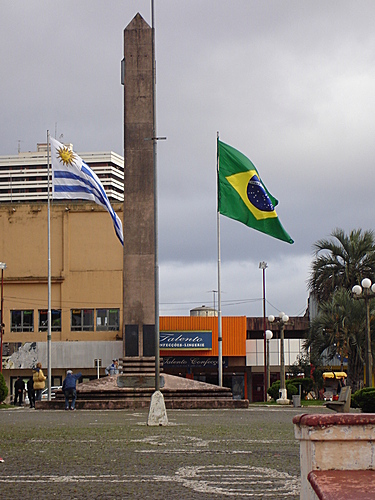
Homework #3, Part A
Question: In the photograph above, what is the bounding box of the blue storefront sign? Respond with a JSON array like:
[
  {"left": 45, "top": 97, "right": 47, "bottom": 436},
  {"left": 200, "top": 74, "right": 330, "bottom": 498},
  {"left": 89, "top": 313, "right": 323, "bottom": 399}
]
[{"left": 160, "top": 331, "right": 212, "bottom": 350}]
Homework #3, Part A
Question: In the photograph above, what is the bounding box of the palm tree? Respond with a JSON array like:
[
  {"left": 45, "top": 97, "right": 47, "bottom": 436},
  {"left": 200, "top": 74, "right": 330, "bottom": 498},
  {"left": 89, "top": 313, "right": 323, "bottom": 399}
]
[
  {"left": 305, "top": 289, "right": 366, "bottom": 391},
  {"left": 308, "top": 228, "right": 375, "bottom": 304}
]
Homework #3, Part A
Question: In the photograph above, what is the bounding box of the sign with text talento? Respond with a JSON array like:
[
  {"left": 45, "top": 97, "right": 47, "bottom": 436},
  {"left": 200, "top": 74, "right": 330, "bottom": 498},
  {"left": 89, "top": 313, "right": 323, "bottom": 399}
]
[
  {"left": 160, "top": 331, "right": 212, "bottom": 350},
  {"left": 163, "top": 356, "right": 228, "bottom": 368}
]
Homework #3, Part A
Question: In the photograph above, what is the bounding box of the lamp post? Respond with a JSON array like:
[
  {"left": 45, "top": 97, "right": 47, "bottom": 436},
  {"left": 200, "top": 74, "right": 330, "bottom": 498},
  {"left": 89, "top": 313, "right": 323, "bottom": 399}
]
[
  {"left": 352, "top": 278, "right": 374, "bottom": 387},
  {"left": 259, "top": 261, "right": 268, "bottom": 401},
  {"left": 268, "top": 312, "right": 289, "bottom": 404},
  {"left": 265, "top": 329, "right": 273, "bottom": 394},
  {"left": 0, "top": 262, "right": 6, "bottom": 374}
]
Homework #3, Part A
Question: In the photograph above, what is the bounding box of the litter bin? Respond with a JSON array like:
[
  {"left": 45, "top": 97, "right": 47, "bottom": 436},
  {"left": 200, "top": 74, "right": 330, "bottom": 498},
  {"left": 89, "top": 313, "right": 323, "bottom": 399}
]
[{"left": 292, "top": 395, "right": 301, "bottom": 407}]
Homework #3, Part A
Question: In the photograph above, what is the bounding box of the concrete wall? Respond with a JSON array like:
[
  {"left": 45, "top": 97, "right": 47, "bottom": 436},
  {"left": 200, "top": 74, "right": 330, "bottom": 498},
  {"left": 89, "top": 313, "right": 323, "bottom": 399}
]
[
  {"left": 294, "top": 414, "right": 375, "bottom": 499},
  {"left": 3, "top": 341, "right": 123, "bottom": 370}
]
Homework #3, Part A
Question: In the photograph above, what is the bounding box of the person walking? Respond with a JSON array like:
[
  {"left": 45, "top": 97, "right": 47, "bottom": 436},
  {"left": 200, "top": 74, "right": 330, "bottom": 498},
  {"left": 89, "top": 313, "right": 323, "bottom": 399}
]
[
  {"left": 33, "top": 362, "right": 46, "bottom": 402},
  {"left": 105, "top": 359, "right": 119, "bottom": 376},
  {"left": 13, "top": 376, "right": 25, "bottom": 406},
  {"left": 62, "top": 370, "right": 82, "bottom": 411},
  {"left": 27, "top": 376, "right": 35, "bottom": 408}
]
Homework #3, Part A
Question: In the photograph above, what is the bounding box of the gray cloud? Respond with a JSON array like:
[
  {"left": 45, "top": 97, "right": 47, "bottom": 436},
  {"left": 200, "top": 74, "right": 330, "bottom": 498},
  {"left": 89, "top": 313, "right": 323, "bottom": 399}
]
[{"left": 2, "top": 1, "right": 375, "bottom": 315}]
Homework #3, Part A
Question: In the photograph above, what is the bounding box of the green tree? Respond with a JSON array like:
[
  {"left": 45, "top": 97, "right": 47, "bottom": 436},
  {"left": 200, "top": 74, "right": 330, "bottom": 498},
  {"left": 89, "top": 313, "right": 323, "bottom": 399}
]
[
  {"left": 305, "top": 289, "right": 366, "bottom": 391},
  {"left": 308, "top": 228, "right": 375, "bottom": 304},
  {"left": 289, "top": 353, "right": 311, "bottom": 378},
  {"left": 0, "top": 372, "right": 8, "bottom": 403}
]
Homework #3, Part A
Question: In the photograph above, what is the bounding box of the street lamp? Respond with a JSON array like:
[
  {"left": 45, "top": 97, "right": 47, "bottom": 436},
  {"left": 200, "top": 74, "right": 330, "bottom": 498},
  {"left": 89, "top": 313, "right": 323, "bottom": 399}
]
[
  {"left": 265, "top": 329, "right": 273, "bottom": 395},
  {"left": 0, "top": 262, "right": 6, "bottom": 374},
  {"left": 268, "top": 312, "right": 289, "bottom": 404},
  {"left": 352, "top": 278, "right": 374, "bottom": 387},
  {"left": 259, "top": 262, "right": 268, "bottom": 401}
]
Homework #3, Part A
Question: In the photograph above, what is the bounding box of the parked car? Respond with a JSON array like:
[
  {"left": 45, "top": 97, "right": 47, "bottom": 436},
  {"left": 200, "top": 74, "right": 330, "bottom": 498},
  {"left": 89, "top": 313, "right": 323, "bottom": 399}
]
[{"left": 41, "top": 386, "right": 62, "bottom": 400}]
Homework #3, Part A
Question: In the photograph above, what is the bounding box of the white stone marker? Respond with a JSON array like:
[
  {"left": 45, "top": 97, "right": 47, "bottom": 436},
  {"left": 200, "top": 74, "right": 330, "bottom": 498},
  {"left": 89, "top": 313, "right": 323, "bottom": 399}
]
[{"left": 147, "top": 390, "right": 168, "bottom": 426}]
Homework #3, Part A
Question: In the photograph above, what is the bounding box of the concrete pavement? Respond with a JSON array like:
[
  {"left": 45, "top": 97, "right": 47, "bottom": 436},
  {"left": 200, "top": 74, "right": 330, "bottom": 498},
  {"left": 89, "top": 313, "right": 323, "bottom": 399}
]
[{"left": 0, "top": 405, "right": 332, "bottom": 499}]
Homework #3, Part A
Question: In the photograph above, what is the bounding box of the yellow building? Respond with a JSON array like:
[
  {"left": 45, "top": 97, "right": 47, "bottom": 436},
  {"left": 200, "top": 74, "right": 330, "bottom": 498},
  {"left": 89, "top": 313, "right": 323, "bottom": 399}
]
[{"left": 0, "top": 201, "right": 124, "bottom": 394}]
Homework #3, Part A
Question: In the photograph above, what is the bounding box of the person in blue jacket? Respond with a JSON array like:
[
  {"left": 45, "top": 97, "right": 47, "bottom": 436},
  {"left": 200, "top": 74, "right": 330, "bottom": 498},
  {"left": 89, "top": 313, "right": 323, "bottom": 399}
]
[
  {"left": 105, "top": 359, "right": 119, "bottom": 376},
  {"left": 62, "top": 370, "right": 82, "bottom": 410}
]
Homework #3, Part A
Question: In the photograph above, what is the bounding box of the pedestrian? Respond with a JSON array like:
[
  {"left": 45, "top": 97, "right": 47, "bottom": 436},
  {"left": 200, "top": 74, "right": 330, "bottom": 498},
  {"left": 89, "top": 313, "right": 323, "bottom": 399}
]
[
  {"left": 337, "top": 380, "right": 341, "bottom": 395},
  {"left": 337, "top": 377, "right": 346, "bottom": 394},
  {"left": 105, "top": 359, "right": 119, "bottom": 376},
  {"left": 33, "top": 362, "right": 46, "bottom": 402},
  {"left": 27, "top": 376, "right": 35, "bottom": 408},
  {"left": 62, "top": 369, "right": 82, "bottom": 411},
  {"left": 14, "top": 376, "right": 25, "bottom": 406}
]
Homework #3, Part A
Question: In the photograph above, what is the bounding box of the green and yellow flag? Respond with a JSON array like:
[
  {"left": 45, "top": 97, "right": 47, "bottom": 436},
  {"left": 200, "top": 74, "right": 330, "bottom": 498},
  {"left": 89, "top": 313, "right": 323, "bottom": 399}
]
[{"left": 218, "top": 140, "right": 294, "bottom": 244}]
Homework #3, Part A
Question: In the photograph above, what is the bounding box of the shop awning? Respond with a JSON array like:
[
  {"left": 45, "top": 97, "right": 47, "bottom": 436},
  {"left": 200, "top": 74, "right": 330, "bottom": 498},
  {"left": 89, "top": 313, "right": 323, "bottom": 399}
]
[{"left": 322, "top": 371, "right": 347, "bottom": 380}]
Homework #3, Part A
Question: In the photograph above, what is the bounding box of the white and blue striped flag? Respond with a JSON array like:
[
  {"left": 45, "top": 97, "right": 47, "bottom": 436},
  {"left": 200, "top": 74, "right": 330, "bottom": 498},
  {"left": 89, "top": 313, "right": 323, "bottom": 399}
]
[{"left": 50, "top": 137, "right": 123, "bottom": 245}]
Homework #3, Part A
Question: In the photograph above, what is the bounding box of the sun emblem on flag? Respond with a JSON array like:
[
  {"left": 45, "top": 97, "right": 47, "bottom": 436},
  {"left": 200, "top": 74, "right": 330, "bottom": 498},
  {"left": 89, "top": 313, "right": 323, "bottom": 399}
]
[{"left": 57, "top": 146, "right": 76, "bottom": 166}]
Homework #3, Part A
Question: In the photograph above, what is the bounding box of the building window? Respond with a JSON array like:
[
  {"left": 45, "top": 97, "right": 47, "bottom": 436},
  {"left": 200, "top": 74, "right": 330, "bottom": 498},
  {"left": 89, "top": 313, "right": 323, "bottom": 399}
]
[
  {"left": 96, "top": 308, "right": 120, "bottom": 331},
  {"left": 39, "top": 310, "right": 62, "bottom": 332},
  {"left": 11, "top": 310, "right": 34, "bottom": 332},
  {"left": 71, "top": 309, "right": 94, "bottom": 331}
]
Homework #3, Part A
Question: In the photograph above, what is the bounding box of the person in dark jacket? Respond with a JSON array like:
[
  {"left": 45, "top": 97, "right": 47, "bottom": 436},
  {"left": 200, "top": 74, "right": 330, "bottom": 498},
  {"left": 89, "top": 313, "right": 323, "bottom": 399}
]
[
  {"left": 62, "top": 370, "right": 82, "bottom": 411},
  {"left": 27, "top": 377, "right": 35, "bottom": 408},
  {"left": 14, "top": 376, "right": 25, "bottom": 406}
]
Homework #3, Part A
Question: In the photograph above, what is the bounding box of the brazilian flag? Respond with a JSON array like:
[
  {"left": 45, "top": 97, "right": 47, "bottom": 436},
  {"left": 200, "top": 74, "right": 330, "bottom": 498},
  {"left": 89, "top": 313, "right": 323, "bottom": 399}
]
[{"left": 218, "top": 140, "right": 294, "bottom": 244}]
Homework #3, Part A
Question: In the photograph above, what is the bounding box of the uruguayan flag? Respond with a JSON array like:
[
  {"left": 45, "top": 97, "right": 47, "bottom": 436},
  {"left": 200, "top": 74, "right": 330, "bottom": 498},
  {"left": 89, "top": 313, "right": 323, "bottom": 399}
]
[{"left": 50, "top": 137, "right": 123, "bottom": 245}]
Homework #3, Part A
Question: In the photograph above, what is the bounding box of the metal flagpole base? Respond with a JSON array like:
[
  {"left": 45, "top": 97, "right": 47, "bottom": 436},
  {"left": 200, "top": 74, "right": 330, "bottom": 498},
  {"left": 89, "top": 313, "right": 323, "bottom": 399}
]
[{"left": 147, "top": 390, "right": 168, "bottom": 426}]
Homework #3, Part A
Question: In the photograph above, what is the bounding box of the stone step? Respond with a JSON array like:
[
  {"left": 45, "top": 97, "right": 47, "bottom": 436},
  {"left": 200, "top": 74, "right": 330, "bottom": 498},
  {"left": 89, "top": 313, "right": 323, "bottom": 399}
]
[
  {"left": 119, "top": 357, "right": 163, "bottom": 374},
  {"left": 119, "top": 357, "right": 161, "bottom": 365},
  {"left": 54, "top": 388, "right": 235, "bottom": 401},
  {"left": 36, "top": 397, "right": 248, "bottom": 410}
]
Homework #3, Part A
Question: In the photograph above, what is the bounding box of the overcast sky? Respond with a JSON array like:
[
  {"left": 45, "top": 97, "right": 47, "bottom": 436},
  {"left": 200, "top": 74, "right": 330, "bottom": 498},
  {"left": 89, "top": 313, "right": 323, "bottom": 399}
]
[{"left": 2, "top": 1, "right": 375, "bottom": 318}]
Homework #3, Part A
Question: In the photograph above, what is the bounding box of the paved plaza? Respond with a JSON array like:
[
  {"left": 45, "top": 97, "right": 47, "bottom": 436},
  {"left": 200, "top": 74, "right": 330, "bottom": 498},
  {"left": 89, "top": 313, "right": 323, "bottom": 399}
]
[{"left": 0, "top": 405, "right": 332, "bottom": 499}]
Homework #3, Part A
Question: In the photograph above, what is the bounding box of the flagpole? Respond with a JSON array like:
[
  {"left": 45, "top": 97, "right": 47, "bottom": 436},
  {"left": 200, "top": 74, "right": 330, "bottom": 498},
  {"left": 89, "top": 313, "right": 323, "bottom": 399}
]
[
  {"left": 217, "top": 132, "right": 223, "bottom": 387},
  {"left": 47, "top": 130, "right": 52, "bottom": 400},
  {"left": 151, "top": 0, "right": 160, "bottom": 392}
]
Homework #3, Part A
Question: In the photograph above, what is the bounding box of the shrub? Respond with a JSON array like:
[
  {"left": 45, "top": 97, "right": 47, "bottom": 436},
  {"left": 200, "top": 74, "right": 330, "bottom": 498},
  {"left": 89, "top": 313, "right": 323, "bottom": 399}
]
[
  {"left": 267, "top": 380, "right": 280, "bottom": 401},
  {"left": 289, "top": 377, "right": 314, "bottom": 398},
  {"left": 286, "top": 383, "right": 298, "bottom": 398},
  {"left": 351, "top": 394, "right": 359, "bottom": 409},
  {"left": 267, "top": 380, "right": 298, "bottom": 401},
  {"left": 0, "top": 373, "right": 8, "bottom": 403},
  {"left": 352, "top": 388, "right": 375, "bottom": 413}
]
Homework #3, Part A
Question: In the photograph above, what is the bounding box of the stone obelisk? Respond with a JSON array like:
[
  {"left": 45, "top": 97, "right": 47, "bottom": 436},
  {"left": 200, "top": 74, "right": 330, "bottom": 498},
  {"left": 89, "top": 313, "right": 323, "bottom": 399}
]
[{"left": 123, "top": 13, "right": 155, "bottom": 359}]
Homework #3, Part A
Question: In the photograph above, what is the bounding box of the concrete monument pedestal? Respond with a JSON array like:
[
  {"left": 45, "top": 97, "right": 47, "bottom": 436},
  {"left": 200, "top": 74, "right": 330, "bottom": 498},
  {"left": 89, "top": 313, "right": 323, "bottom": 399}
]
[{"left": 36, "top": 373, "right": 249, "bottom": 410}]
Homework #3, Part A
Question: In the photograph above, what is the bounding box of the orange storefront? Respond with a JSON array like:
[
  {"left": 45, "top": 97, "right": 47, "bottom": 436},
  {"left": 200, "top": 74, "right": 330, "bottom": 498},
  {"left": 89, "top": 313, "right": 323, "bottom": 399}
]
[{"left": 160, "top": 316, "right": 248, "bottom": 400}]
